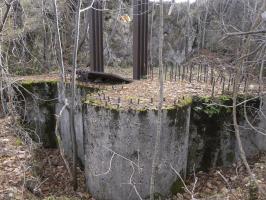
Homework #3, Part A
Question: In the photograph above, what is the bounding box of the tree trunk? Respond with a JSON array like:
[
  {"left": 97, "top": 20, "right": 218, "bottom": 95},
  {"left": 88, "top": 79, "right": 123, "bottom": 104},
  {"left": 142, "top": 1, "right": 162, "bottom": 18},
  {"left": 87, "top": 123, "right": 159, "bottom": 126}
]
[
  {"left": 12, "top": 0, "right": 24, "bottom": 29},
  {"left": 201, "top": 1, "right": 208, "bottom": 49},
  {"left": 0, "top": 1, "right": 12, "bottom": 33},
  {"left": 185, "top": 0, "right": 190, "bottom": 60},
  {"left": 70, "top": 0, "right": 81, "bottom": 190},
  {"left": 53, "top": 0, "right": 66, "bottom": 98},
  {"left": 150, "top": 0, "right": 164, "bottom": 199}
]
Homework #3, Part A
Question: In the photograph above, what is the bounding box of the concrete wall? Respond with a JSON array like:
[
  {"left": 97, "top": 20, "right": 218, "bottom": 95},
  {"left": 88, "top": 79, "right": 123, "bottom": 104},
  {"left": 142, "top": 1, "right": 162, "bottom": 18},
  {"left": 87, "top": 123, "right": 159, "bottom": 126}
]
[
  {"left": 56, "top": 84, "right": 87, "bottom": 164},
  {"left": 20, "top": 82, "right": 58, "bottom": 147},
  {"left": 20, "top": 82, "right": 266, "bottom": 200},
  {"left": 83, "top": 106, "right": 191, "bottom": 200}
]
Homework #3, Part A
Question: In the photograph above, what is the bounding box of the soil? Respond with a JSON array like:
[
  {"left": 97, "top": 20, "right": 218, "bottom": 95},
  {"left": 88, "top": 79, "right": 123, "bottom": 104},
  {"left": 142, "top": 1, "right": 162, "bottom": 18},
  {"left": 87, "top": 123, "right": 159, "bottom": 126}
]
[
  {"left": 0, "top": 117, "right": 92, "bottom": 200},
  {"left": 171, "top": 154, "right": 266, "bottom": 200}
]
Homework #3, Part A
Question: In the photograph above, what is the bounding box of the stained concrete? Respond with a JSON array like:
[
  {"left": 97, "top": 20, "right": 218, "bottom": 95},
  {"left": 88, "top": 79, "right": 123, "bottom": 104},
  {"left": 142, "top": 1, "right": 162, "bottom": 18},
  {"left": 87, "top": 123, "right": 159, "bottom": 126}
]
[
  {"left": 83, "top": 106, "right": 191, "bottom": 200},
  {"left": 19, "top": 82, "right": 266, "bottom": 200}
]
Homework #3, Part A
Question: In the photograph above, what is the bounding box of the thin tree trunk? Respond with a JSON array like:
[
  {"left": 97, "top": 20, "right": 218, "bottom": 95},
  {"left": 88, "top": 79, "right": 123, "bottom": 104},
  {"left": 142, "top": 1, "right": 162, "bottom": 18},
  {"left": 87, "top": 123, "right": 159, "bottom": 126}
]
[
  {"left": 12, "top": 0, "right": 24, "bottom": 29},
  {"left": 231, "top": 1, "right": 266, "bottom": 194},
  {"left": 53, "top": 0, "right": 66, "bottom": 87},
  {"left": 149, "top": 1, "right": 156, "bottom": 76},
  {"left": 185, "top": 0, "right": 190, "bottom": 60},
  {"left": 42, "top": 0, "right": 49, "bottom": 70},
  {"left": 0, "top": 40, "right": 6, "bottom": 115},
  {"left": 232, "top": 71, "right": 256, "bottom": 187},
  {"left": 52, "top": 0, "right": 74, "bottom": 182},
  {"left": 0, "top": 1, "right": 12, "bottom": 33},
  {"left": 201, "top": 1, "right": 208, "bottom": 49},
  {"left": 0, "top": 1, "right": 13, "bottom": 116},
  {"left": 259, "top": 60, "right": 264, "bottom": 104},
  {"left": 150, "top": 0, "right": 164, "bottom": 199},
  {"left": 70, "top": 0, "right": 81, "bottom": 190}
]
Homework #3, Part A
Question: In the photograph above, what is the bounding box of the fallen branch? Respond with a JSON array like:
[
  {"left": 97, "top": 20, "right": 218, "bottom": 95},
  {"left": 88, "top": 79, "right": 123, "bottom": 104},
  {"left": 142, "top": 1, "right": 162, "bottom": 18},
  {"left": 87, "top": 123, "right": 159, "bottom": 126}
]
[{"left": 170, "top": 163, "right": 198, "bottom": 200}]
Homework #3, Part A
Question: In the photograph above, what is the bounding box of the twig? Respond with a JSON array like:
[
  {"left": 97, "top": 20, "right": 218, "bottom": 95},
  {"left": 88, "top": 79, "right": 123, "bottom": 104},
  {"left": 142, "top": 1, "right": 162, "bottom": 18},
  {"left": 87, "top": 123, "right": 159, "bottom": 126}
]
[{"left": 170, "top": 163, "right": 198, "bottom": 200}]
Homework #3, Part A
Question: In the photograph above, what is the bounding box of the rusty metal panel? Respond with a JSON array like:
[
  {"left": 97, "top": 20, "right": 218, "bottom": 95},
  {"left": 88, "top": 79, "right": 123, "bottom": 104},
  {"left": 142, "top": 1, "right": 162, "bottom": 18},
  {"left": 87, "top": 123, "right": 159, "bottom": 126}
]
[
  {"left": 133, "top": 0, "right": 140, "bottom": 79},
  {"left": 98, "top": 2, "right": 104, "bottom": 72},
  {"left": 143, "top": 0, "right": 148, "bottom": 76},
  {"left": 133, "top": 0, "right": 148, "bottom": 80},
  {"left": 90, "top": 0, "right": 104, "bottom": 72}
]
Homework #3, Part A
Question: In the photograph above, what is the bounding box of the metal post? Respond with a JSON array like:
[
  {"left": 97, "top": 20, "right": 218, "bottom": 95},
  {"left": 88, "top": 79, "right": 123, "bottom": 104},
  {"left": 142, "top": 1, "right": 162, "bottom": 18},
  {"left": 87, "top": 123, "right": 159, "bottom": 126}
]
[
  {"left": 133, "top": 0, "right": 140, "bottom": 79},
  {"left": 90, "top": 0, "right": 104, "bottom": 72},
  {"left": 133, "top": 0, "right": 148, "bottom": 80}
]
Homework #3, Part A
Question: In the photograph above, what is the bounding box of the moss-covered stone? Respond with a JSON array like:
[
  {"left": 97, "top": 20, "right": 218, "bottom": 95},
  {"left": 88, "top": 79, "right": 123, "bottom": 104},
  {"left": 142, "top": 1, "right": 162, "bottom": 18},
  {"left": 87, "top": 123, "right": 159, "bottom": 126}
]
[{"left": 170, "top": 178, "right": 184, "bottom": 194}]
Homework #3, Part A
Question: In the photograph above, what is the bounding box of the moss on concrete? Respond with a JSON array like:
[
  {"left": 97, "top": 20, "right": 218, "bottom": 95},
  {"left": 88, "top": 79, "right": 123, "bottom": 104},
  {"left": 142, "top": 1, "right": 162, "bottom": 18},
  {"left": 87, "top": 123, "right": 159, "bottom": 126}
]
[
  {"left": 17, "top": 81, "right": 58, "bottom": 147},
  {"left": 138, "top": 109, "right": 148, "bottom": 116},
  {"left": 111, "top": 108, "right": 120, "bottom": 121},
  {"left": 21, "top": 79, "right": 58, "bottom": 86},
  {"left": 170, "top": 178, "right": 184, "bottom": 194},
  {"left": 190, "top": 96, "right": 232, "bottom": 171},
  {"left": 226, "top": 152, "right": 235, "bottom": 163},
  {"left": 179, "top": 96, "right": 193, "bottom": 107},
  {"left": 84, "top": 96, "right": 192, "bottom": 112}
]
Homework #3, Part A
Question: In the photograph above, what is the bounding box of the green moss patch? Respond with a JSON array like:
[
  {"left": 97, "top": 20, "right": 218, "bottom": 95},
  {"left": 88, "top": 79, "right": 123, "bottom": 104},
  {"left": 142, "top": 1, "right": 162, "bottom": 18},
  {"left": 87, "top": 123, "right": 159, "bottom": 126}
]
[{"left": 171, "top": 179, "right": 185, "bottom": 194}]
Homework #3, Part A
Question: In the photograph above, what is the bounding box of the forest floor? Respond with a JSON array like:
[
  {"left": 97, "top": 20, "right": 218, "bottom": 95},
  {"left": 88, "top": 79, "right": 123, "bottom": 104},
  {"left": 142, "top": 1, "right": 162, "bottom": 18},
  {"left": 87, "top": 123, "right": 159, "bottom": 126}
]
[
  {"left": 0, "top": 117, "right": 92, "bottom": 200},
  {"left": 0, "top": 116, "right": 266, "bottom": 200}
]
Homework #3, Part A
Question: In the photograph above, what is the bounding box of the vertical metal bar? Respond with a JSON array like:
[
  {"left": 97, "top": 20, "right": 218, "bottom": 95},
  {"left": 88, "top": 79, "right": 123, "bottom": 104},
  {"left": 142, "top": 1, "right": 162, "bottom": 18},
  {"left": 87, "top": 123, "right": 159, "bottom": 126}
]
[
  {"left": 98, "top": 2, "right": 104, "bottom": 72},
  {"left": 94, "top": 2, "right": 99, "bottom": 70},
  {"left": 90, "top": 0, "right": 104, "bottom": 72},
  {"left": 143, "top": 0, "right": 148, "bottom": 76},
  {"left": 140, "top": 0, "right": 144, "bottom": 77},
  {"left": 138, "top": 0, "right": 142, "bottom": 78},
  {"left": 90, "top": 6, "right": 96, "bottom": 71},
  {"left": 133, "top": 0, "right": 148, "bottom": 80},
  {"left": 133, "top": 0, "right": 140, "bottom": 79}
]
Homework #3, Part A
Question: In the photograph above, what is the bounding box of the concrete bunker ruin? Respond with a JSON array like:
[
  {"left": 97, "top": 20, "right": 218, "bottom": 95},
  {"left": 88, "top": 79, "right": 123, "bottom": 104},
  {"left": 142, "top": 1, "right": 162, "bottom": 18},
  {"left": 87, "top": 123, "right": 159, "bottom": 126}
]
[{"left": 19, "top": 80, "right": 266, "bottom": 200}]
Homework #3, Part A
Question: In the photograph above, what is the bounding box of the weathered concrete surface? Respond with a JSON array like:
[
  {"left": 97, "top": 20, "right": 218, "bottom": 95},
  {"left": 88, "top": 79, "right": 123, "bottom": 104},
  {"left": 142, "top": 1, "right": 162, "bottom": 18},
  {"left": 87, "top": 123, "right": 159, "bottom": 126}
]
[
  {"left": 239, "top": 96, "right": 266, "bottom": 155},
  {"left": 20, "top": 81, "right": 58, "bottom": 148},
  {"left": 19, "top": 82, "right": 266, "bottom": 200},
  {"left": 20, "top": 82, "right": 93, "bottom": 164},
  {"left": 56, "top": 84, "right": 89, "bottom": 164},
  {"left": 83, "top": 107, "right": 191, "bottom": 200},
  {"left": 187, "top": 96, "right": 265, "bottom": 174}
]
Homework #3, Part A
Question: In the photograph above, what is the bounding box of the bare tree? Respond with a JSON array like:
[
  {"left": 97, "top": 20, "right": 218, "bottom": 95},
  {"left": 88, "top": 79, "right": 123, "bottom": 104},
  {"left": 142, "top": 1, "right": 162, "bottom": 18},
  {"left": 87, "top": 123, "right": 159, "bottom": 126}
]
[
  {"left": 201, "top": 0, "right": 209, "bottom": 49},
  {"left": 0, "top": 0, "right": 13, "bottom": 32},
  {"left": 70, "top": 0, "right": 81, "bottom": 190},
  {"left": 52, "top": 0, "right": 66, "bottom": 92},
  {"left": 150, "top": 0, "right": 164, "bottom": 199},
  {"left": 0, "top": 0, "right": 14, "bottom": 116},
  {"left": 185, "top": 0, "right": 191, "bottom": 59},
  {"left": 221, "top": 0, "right": 266, "bottom": 195},
  {"left": 51, "top": 0, "right": 73, "bottom": 181}
]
